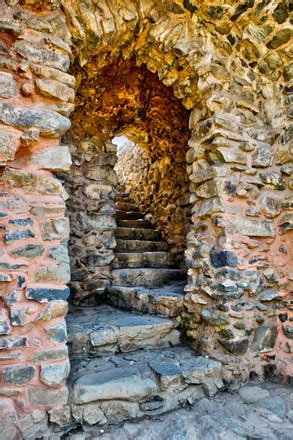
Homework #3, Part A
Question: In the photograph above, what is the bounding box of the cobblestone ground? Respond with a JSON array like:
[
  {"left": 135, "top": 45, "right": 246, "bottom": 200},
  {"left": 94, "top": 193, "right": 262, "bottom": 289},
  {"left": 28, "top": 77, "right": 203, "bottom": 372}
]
[{"left": 68, "top": 383, "right": 293, "bottom": 440}]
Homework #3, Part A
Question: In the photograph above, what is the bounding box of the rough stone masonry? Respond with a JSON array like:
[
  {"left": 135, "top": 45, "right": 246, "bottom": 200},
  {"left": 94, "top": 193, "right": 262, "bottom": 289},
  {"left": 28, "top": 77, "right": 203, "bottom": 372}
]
[{"left": 0, "top": 0, "right": 292, "bottom": 434}]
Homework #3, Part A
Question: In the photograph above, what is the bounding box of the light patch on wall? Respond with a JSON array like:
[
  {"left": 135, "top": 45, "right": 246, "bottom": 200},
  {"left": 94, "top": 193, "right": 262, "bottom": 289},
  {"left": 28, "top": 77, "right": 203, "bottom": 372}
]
[{"left": 112, "top": 135, "right": 134, "bottom": 154}]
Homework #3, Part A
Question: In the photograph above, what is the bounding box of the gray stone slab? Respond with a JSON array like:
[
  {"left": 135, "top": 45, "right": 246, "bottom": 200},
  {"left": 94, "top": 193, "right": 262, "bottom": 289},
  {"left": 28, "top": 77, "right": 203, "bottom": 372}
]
[
  {"left": 112, "top": 268, "right": 186, "bottom": 288},
  {"left": 73, "top": 366, "right": 157, "bottom": 404}
]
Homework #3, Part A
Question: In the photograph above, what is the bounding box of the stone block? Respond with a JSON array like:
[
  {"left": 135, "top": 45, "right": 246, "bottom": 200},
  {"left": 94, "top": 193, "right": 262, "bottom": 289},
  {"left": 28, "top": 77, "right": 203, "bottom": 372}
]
[
  {"left": 84, "top": 183, "right": 115, "bottom": 200},
  {"left": 201, "top": 310, "right": 229, "bottom": 326},
  {"left": 238, "top": 386, "right": 269, "bottom": 403},
  {"left": 0, "top": 128, "right": 19, "bottom": 162},
  {"left": 36, "top": 301, "right": 68, "bottom": 321},
  {"left": 100, "top": 401, "right": 139, "bottom": 424},
  {"left": 0, "top": 195, "right": 25, "bottom": 210},
  {"left": 73, "top": 366, "right": 157, "bottom": 404},
  {"left": 40, "top": 361, "right": 70, "bottom": 387},
  {"left": 26, "top": 286, "right": 70, "bottom": 302},
  {"left": 87, "top": 165, "right": 117, "bottom": 185},
  {"left": 2, "top": 169, "right": 68, "bottom": 199},
  {"left": 36, "top": 78, "right": 74, "bottom": 102},
  {"left": 210, "top": 249, "right": 238, "bottom": 268},
  {"left": 11, "top": 244, "right": 45, "bottom": 258},
  {"left": 8, "top": 218, "right": 33, "bottom": 226},
  {"left": 252, "top": 144, "right": 273, "bottom": 167},
  {"left": 28, "top": 386, "right": 69, "bottom": 408},
  {"left": 260, "top": 195, "right": 282, "bottom": 218},
  {"left": 195, "top": 180, "right": 218, "bottom": 198},
  {"left": 0, "top": 103, "right": 71, "bottom": 137},
  {"left": 0, "top": 337, "right": 27, "bottom": 350},
  {"left": 0, "top": 320, "right": 10, "bottom": 335},
  {"left": 30, "top": 205, "right": 65, "bottom": 217},
  {"left": 229, "top": 217, "right": 274, "bottom": 237},
  {"left": 71, "top": 403, "right": 106, "bottom": 425},
  {"left": 283, "top": 325, "right": 293, "bottom": 339},
  {"left": 182, "top": 357, "right": 222, "bottom": 386},
  {"left": 259, "top": 289, "right": 281, "bottom": 302},
  {"left": 278, "top": 213, "right": 293, "bottom": 234},
  {"left": 49, "top": 405, "right": 72, "bottom": 426},
  {"left": 39, "top": 102, "right": 75, "bottom": 117},
  {"left": 0, "top": 72, "right": 17, "bottom": 98},
  {"left": 80, "top": 213, "right": 116, "bottom": 231},
  {"left": 4, "top": 293, "right": 19, "bottom": 309},
  {"left": 34, "top": 264, "right": 70, "bottom": 283},
  {"left": 45, "top": 322, "right": 67, "bottom": 342},
  {"left": 90, "top": 326, "right": 118, "bottom": 347},
  {"left": 267, "top": 29, "right": 292, "bottom": 49},
  {"left": 31, "top": 145, "right": 72, "bottom": 171},
  {"left": 4, "top": 229, "right": 35, "bottom": 243},
  {"left": 3, "top": 365, "right": 35, "bottom": 384},
  {"left": 15, "top": 410, "right": 49, "bottom": 440},
  {"left": 14, "top": 40, "right": 70, "bottom": 71},
  {"left": 30, "top": 64, "right": 75, "bottom": 87},
  {"left": 0, "top": 387, "right": 21, "bottom": 397},
  {"left": 192, "top": 197, "right": 224, "bottom": 218},
  {"left": 218, "top": 337, "right": 249, "bottom": 354},
  {"left": 10, "top": 307, "right": 31, "bottom": 326},
  {"left": 32, "top": 348, "right": 68, "bottom": 363},
  {"left": 150, "top": 362, "right": 182, "bottom": 390},
  {"left": 48, "top": 243, "right": 70, "bottom": 265},
  {"left": 252, "top": 325, "right": 278, "bottom": 352},
  {"left": 216, "top": 147, "right": 247, "bottom": 164},
  {"left": 0, "top": 262, "right": 27, "bottom": 270},
  {"left": 0, "top": 273, "right": 12, "bottom": 282},
  {"left": 190, "top": 166, "right": 226, "bottom": 184},
  {"left": 41, "top": 218, "right": 70, "bottom": 241}
]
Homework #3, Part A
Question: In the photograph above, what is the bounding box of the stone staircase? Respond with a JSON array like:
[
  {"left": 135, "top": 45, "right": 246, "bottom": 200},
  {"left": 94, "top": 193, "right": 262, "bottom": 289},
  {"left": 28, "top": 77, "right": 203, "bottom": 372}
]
[{"left": 65, "top": 187, "right": 223, "bottom": 428}]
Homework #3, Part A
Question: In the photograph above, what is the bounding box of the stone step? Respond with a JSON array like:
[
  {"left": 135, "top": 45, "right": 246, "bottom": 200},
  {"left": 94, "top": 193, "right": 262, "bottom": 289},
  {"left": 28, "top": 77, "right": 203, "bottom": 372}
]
[
  {"left": 111, "top": 268, "right": 186, "bottom": 288},
  {"left": 116, "top": 239, "right": 168, "bottom": 252},
  {"left": 113, "top": 251, "right": 175, "bottom": 269},
  {"left": 116, "top": 190, "right": 129, "bottom": 198},
  {"left": 116, "top": 201, "right": 139, "bottom": 212},
  {"left": 69, "top": 345, "right": 223, "bottom": 424},
  {"left": 67, "top": 305, "right": 180, "bottom": 357},
  {"left": 116, "top": 227, "right": 162, "bottom": 241},
  {"left": 116, "top": 210, "right": 145, "bottom": 220},
  {"left": 117, "top": 219, "right": 151, "bottom": 228},
  {"left": 106, "top": 283, "right": 185, "bottom": 317},
  {"left": 115, "top": 196, "right": 132, "bottom": 204}
]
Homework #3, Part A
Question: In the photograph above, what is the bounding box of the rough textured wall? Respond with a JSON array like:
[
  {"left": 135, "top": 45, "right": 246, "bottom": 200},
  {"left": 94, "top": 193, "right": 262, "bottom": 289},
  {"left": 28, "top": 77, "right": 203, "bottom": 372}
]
[
  {"left": 0, "top": 0, "right": 73, "bottom": 427},
  {"left": 0, "top": 0, "right": 292, "bottom": 426},
  {"left": 62, "top": 136, "right": 117, "bottom": 306}
]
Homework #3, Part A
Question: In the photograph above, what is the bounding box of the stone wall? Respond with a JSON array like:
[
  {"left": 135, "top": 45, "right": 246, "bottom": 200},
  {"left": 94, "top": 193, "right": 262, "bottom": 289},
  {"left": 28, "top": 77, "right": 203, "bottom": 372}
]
[
  {"left": 0, "top": 0, "right": 73, "bottom": 426},
  {"left": 0, "top": 0, "right": 292, "bottom": 426},
  {"left": 63, "top": 137, "right": 117, "bottom": 306}
]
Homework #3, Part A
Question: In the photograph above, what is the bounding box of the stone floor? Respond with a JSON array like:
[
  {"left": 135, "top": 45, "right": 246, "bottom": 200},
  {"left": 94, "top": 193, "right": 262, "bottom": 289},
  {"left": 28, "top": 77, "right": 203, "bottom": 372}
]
[{"left": 67, "top": 383, "right": 293, "bottom": 440}]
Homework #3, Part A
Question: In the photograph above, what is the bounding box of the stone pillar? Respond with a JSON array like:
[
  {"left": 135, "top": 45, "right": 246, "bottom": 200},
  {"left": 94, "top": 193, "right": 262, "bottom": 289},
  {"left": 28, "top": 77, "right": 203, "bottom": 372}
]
[
  {"left": 184, "top": 106, "right": 292, "bottom": 380},
  {"left": 0, "top": 1, "right": 74, "bottom": 419},
  {"left": 64, "top": 137, "right": 118, "bottom": 306}
]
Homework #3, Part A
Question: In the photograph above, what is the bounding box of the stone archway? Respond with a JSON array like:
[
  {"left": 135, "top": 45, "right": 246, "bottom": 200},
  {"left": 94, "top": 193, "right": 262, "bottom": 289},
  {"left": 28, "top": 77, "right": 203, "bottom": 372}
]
[
  {"left": 63, "top": 57, "right": 191, "bottom": 306},
  {"left": 0, "top": 0, "right": 292, "bottom": 433}
]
